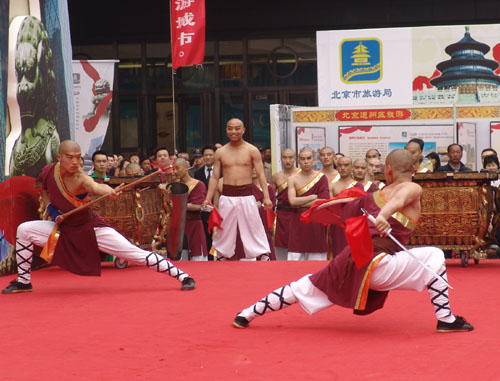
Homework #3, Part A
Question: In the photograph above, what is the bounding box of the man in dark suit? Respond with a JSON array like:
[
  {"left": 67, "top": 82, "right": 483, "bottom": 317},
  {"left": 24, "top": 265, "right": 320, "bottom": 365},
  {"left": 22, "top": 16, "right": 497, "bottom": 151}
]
[{"left": 194, "top": 145, "right": 217, "bottom": 258}]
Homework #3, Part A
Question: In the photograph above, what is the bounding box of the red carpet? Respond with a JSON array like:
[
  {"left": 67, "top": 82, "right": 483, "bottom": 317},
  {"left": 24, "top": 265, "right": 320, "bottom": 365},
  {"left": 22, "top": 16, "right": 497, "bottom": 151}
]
[{"left": 1, "top": 259, "right": 498, "bottom": 380}]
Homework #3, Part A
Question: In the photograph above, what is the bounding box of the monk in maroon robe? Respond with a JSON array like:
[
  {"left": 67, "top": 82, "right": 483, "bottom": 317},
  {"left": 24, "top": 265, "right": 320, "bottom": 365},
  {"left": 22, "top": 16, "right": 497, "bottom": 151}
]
[{"left": 233, "top": 149, "right": 474, "bottom": 333}]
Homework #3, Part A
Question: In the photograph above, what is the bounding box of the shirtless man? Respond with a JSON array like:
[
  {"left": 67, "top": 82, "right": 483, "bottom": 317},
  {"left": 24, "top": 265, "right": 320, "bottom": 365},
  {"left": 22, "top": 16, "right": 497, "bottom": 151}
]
[
  {"left": 271, "top": 149, "right": 300, "bottom": 260},
  {"left": 2, "top": 141, "right": 196, "bottom": 293},
  {"left": 202, "top": 118, "right": 271, "bottom": 260},
  {"left": 319, "top": 146, "right": 339, "bottom": 183},
  {"left": 330, "top": 156, "right": 356, "bottom": 196},
  {"left": 287, "top": 148, "right": 330, "bottom": 261},
  {"left": 233, "top": 149, "right": 474, "bottom": 333}
]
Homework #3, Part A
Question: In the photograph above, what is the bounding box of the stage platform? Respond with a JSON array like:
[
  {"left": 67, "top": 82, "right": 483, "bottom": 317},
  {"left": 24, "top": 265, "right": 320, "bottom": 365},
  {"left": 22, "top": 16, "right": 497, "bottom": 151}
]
[{"left": 1, "top": 259, "right": 498, "bottom": 380}]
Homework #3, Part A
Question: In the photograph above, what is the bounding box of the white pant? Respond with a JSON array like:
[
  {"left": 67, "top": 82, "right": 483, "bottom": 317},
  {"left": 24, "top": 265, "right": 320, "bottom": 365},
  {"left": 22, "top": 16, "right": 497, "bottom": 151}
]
[
  {"left": 212, "top": 195, "right": 270, "bottom": 258},
  {"left": 288, "top": 252, "right": 327, "bottom": 261},
  {"left": 275, "top": 247, "right": 288, "bottom": 261},
  {"left": 289, "top": 246, "right": 446, "bottom": 314},
  {"left": 16, "top": 220, "right": 189, "bottom": 284}
]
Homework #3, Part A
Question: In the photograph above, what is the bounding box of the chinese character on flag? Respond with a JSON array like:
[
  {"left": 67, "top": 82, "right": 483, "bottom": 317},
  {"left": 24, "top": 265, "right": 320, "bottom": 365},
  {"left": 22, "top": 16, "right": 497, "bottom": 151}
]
[{"left": 171, "top": 0, "right": 205, "bottom": 69}]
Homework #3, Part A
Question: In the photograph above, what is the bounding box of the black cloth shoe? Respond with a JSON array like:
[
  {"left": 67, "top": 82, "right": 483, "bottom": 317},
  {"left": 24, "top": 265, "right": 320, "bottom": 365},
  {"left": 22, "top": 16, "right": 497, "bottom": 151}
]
[
  {"left": 2, "top": 280, "right": 33, "bottom": 294},
  {"left": 233, "top": 315, "right": 250, "bottom": 328},
  {"left": 181, "top": 277, "right": 196, "bottom": 291},
  {"left": 436, "top": 316, "right": 474, "bottom": 332}
]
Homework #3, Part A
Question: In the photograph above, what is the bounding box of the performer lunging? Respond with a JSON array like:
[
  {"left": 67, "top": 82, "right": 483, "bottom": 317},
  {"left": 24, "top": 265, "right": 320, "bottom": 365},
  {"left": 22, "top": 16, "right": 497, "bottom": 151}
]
[
  {"left": 2, "top": 141, "right": 196, "bottom": 294},
  {"left": 202, "top": 118, "right": 271, "bottom": 260},
  {"left": 233, "top": 150, "right": 473, "bottom": 332}
]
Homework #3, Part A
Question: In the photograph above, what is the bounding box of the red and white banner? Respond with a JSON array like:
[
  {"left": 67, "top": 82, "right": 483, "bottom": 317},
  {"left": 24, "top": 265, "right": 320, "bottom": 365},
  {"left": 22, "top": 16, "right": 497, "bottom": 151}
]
[
  {"left": 171, "top": 0, "right": 205, "bottom": 70},
  {"left": 72, "top": 60, "right": 117, "bottom": 167}
]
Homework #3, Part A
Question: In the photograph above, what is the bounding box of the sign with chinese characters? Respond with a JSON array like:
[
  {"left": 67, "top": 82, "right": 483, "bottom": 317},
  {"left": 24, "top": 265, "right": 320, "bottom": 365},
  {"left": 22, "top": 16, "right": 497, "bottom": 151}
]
[
  {"left": 318, "top": 24, "right": 500, "bottom": 108},
  {"left": 170, "top": 0, "right": 205, "bottom": 70},
  {"left": 338, "top": 125, "right": 454, "bottom": 161},
  {"left": 336, "top": 108, "right": 411, "bottom": 121},
  {"left": 317, "top": 28, "right": 412, "bottom": 107}
]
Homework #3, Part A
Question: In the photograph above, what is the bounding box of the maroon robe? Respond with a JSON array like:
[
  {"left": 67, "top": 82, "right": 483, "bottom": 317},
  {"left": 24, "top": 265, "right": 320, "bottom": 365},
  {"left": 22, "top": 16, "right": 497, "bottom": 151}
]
[
  {"left": 231, "top": 182, "right": 276, "bottom": 260},
  {"left": 38, "top": 163, "right": 110, "bottom": 276},
  {"left": 288, "top": 174, "right": 329, "bottom": 253},
  {"left": 310, "top": 190, "right": 415, "bottom": 315},
  {"left": 275, "top": 180, "right": 294, "bottom": 248},
  {"left": 184, "top": 180, "right": 207, "bottom": 257}
]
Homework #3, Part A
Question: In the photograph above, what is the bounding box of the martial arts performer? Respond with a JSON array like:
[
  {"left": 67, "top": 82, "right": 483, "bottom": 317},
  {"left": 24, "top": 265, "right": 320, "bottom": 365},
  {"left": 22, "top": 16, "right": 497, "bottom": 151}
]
[
  {"left": 271, "top": 149, "right": 300, "bottom": 260},
  {"left": 201, "top": 118, "right": 271, "bottom": 260},
  {"left": 319, "top": 146, "right": 339, "bottom": 183},
  {"left": 352, "top": 159, "right": 378, "bottom": 192},
  {"left": 330, "top": 156, "right": 356, "bottom": 196},
  {"left": 230, "top": 168, "right": 277, "bottom": 261},
  {"left": 174, "top": 158, "right": 208, "bottom": 261},
  {"left": 287, "top": 147, "right": 330, "bottom": 260},
  {"left": 2, "top": 141, "right": 196, "bottom": 294},
  {"left": 233, "top": 149, "right": 473, "bottom": 333},
  {"left": 405, "top": 139, "right": 431, "bottom": 173}
]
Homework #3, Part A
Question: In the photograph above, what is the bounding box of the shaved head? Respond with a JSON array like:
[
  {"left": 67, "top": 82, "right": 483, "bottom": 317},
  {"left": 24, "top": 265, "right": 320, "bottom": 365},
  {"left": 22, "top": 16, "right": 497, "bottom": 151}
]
[
  {"left": 299, "top": 147, "right": 314, "bottom": 156},
  {"left": 174, "top": 157, "right": 189, "bottom": 168},
  {"left": 386, "top": 150, "right": 413, "bottom": 174},
  {"left": 281, "top": 148, "right": 295, "bottom": 157},
  {"left": 59, "top": 140, "right": 80, "bottom": 154}
]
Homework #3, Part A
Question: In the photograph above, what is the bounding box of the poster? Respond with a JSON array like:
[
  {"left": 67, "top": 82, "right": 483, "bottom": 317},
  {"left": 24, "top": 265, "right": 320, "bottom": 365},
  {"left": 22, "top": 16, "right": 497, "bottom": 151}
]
[
  {"left": 73, "top": 60, "right": 116, "bottom": 169},
  {"left": 295, "top": 127, "right": 326, "bottom": 170},
  {"left": 457, "top": 122, "right": 477, "bottom": 170},
  {"left": 338, "top": 125, "right": 454, "bottom": 161},
  {"left": 5, "top": 0, "right": 74, "bottom": 177},
  {"left": 317, "top": 24, "right": 500, "bottom": 107}
]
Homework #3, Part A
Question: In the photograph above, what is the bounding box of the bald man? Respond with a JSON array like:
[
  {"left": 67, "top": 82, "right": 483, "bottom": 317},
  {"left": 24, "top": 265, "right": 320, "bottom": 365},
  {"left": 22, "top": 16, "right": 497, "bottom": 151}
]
[
  {"left": 2, "top": 140, "right": 196, "bottom": 294},
  {"left": 352, "top": 159, "right": 378, "bottom": 192},
  {"left": 271, "top": 148, "right": 300, "bottom": 260},
  {"left": 287, "top": 147, "right": 330, "bottom": 261},
  {"left": 319, "top": 146, "right": 339, "bottom": 183},
  {"left": 202, "top": 118, "right": 271, "bottom": 260},
  {"left": 330, "top": 156, "right": 356, "bottom": 196},
  {"left": 233, "top": 149, "right": 473, "bottom": 333}
]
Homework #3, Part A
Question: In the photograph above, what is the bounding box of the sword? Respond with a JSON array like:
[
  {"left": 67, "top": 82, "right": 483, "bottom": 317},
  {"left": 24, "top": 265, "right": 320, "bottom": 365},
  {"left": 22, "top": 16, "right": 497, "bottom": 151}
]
[{"left": 360, "top": 208, "right": 453, "bottom": 289}]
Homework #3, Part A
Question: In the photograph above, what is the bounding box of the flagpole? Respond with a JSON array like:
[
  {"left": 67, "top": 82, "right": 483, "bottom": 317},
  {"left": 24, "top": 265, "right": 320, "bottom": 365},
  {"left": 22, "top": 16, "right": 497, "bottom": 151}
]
[{"left": 169, "top": 0, "right": 177, "bottom": 156}]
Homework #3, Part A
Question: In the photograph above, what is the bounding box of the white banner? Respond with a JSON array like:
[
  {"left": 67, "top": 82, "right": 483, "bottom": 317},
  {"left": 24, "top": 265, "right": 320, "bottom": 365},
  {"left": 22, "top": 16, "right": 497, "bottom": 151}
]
[
  {"left": 73, "top": 60, "right": 117, "bottom": 163},
  {"left": 317, "top": 28, "right": 413, "bottom": 107},
  {"left": 317, "top": 24, "right": 500, "bottom": 108}
]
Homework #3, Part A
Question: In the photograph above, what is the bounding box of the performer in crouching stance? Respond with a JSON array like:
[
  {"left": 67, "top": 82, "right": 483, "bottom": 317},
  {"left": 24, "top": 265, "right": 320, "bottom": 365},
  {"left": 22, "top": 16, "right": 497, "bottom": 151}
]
[
  {"left": 2, "top": 140, "right": 196, "bottom": 294},
  {"left": 233, "top": 149, "right": 473, "bottom": 333}
]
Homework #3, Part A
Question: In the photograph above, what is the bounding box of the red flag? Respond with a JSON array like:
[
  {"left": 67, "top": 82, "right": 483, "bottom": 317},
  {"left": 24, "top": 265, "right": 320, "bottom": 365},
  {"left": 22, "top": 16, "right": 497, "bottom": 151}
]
[
  {"left": 265, "top": 208, "right": 276, "bottom": 229},
  {"left": 207, "top": 206, "right": 223, "bottom": 233},
  {"left": 300, "top": 187, "right": 366, "bottom": 225},
  {"left": 171, "top": 0, "right": 206, "bottom": 70},
  {"left": 345, "top": 215, "right": 373, "bottom": 269}
]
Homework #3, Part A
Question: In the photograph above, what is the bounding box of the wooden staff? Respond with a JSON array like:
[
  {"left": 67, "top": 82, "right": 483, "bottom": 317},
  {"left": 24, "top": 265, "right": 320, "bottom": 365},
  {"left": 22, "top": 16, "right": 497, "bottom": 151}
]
[{"left": 56, "top": 168, "right": 168, "bottom": 223}]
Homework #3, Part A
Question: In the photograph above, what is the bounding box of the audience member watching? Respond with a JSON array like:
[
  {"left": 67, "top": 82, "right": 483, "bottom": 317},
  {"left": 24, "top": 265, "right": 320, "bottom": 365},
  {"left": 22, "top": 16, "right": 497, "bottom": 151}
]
[
  {"left": 436, "top": 144, "right": 472, "bottom": 172},
  {"left": 129, "top": 153, "right": 140, "bottom": 164},
  {"left": 140, "top": 157, "right": 154, "bottom": 175},
  {"left": 91, "top": 150, "right": 109, "bottom": 181},
  {"left": 125, "top": 162, "right": 143, "bottom": 176},
  {"left": 481, "top": 148, "right": 498, "bottom": 163},
  {"left": 426, "top": 152, "right": 441, "bottom": 172},
  {"left": 118, "top": 159, "right": 130, "bottom": 177},
  {"left": 482, "top": 154, "right": 500, "bottom": 187}
]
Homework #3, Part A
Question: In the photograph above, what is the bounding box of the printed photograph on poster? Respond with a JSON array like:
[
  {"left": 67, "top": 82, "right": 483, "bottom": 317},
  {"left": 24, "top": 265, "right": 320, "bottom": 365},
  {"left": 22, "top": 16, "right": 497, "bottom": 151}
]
[
  {"left": 490, "top": 122, "right": 500, "bottom": 163},
  {"left": 457, "top": 122, "right": 477, "bottom": 170},
  {"left": 296, "top": 127, "right": 326, "bottom": 170},
  {"left": 338, "top": 125, "right": 454, "bottom": 162}
]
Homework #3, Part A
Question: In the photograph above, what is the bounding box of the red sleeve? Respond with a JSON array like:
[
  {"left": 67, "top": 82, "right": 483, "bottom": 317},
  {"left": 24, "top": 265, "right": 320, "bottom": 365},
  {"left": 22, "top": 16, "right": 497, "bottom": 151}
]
[
  {"left": 317, "top": 175, "right": 330, "bottom": 199},
  {"left": 188, "top": 181, "right": 206, "bottom": 204}
]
